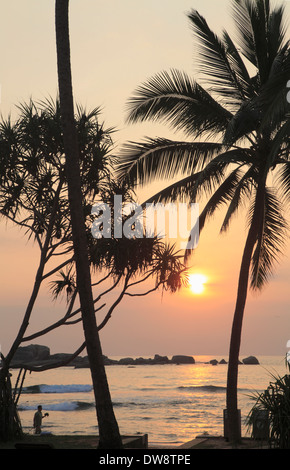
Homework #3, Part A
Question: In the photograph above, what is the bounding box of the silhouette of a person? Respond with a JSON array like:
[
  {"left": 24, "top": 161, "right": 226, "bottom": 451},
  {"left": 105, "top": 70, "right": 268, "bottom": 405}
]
[{"left": 33, "top": 405, "right": 49, "bottom": 434}]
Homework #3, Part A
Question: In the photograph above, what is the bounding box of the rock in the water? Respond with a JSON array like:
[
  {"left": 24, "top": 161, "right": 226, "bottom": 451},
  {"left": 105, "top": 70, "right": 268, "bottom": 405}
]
[
  {"left": 12, "top": 344, "right": 50, "bottom": 364},
  {"left": 210, "top": 359, "right": 218, "bottom": 365},
  {"left": 242, "top": 356, "right": 259, "bottom": 365},
  {"left": 171, "top": 355, "right": 195, "bottom": 364},
  {"left": 118, "top": 357, "right": 135, "bottom": 365},
  {"left": 134, "top": 357, "right": 149, "bottom": 365},
  {"left": 154, "top": 354, "right": 170, "bottom": 364}
]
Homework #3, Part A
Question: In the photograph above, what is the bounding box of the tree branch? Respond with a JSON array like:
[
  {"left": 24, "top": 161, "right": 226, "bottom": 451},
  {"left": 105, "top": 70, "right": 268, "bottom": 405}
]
[
  {"left": 42, "top": 256, "right": 74, "bottom": 281},
  {"left": 125, "top": 281, "right": 163, "bottom": 297},
  {"left": 97, "top": 273, "right": 131, "bottom": 331}
]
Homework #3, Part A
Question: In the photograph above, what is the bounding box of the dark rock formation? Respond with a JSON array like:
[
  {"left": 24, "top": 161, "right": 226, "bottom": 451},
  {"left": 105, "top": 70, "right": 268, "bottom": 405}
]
[
  {"left": 118, "top": 357, "right": 136, "bottom": 365},
  {"left": 11, "top": 344, "right": 50, "bottom": 366},
  {"left": 242, "top": 356, "right": 259, "bottom": 365},
  {"left": 153, "top": 354, "right": 170, "bottom": 364},
  {"left": 171, "top": 355, "right": 195, "bottom": 364},
  {"left": 135, "top": 357, "right": 151, "bottom": 365},
  {"left": 11, "top": 344, "right": 257, "bottom": 369}
]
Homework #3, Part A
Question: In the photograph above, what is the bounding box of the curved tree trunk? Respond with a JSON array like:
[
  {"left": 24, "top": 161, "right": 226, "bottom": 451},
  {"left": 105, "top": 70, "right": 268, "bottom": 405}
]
[
  {"left": 226, "top": 225, "right": 257, "bottom": 443},
  {"left": 55, "top": 0, "right": 122, "bottom": 448},
  {"left": 226, "top": 175, "right": 266, "bottom": 443}
]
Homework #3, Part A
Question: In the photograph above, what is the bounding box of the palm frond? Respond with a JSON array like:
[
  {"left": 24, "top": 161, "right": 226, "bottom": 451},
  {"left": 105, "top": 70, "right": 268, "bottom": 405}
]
[
  {"left": 231, "top": 0, "right": 259, "bottom": 68},
  {"left": 232, "top": 0, "right": 287, "bottom": 85},
  {"left": 116, "top": 138, "right": 224, "bottom": 185},
  {"left": 223, "top": 99, "right": 261, "bottom": 145},
  {"left": 222, "top": 30, "right": 255, "bottom": 101},
  {"left": 126, "top": 69, "right": 232, "bottom": 138},
  {"left": 255, "top": 44, "right": 290, "bottom": 132},
  {"left": 266, "top": 120, "right": 290, "bottom": 171},
  {"left": 140, "top": 173, "right": 202, "bottom": 206},
  {"left": 191, "top": 148, "right": 254, "bottom": 200},
  {"left": 197, "top": 166, "right": 245, "bottom": 237},
  {"left": 138, "top": 148, "right": 254, "bottom": 249},
  {"left": 250, "top": 187, "right": 288, "bottom": 290},
  {"left": 267, "top": 2, "right": 287, "bottom": 63},
  {"left": 220, "top": 165, "right": 255, "bottom": 232},
  {"left": 184, "top": 151, "right": 253, "bottom": 261},
  {"left": 276, "top": 161, "right": 290, "bottom": 204},
  {"left": 188, "top": 9, "right": 251, "bottom": 106}
]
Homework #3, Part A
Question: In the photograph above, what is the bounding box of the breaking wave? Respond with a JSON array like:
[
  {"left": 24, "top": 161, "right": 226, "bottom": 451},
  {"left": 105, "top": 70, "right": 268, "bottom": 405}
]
[
  {"left": 22, "top": 384, "right": 93, "bottom": 394},
  {"left": 18, "top": 401, "right": 94, "bottom": 412}
]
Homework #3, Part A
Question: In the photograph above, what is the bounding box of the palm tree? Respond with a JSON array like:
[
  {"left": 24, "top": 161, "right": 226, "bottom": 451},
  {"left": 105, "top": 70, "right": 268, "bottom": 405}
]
[
  {"left": 117, "top": 0, "right": 290, "bottom": 443},
  {"left": 55, "top": 0, "right": 123, "bottom": 448}
]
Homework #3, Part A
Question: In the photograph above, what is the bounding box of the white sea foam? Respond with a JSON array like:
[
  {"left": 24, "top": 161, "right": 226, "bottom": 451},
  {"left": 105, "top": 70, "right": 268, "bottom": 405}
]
[
  {"left": 19, "top": 401, "right": 93, "bottom": 412},
  {"left": 23, "top": 384, "right": 93, "bottom": 394},
  {"left": 39, "top": 384, "right": 93, "bottom": 394}
]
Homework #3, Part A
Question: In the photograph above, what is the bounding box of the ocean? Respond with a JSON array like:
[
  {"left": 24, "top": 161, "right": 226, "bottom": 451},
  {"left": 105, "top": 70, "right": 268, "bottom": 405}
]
[{"left": 16, "top": 355, "right": 288, "bottom": 447}]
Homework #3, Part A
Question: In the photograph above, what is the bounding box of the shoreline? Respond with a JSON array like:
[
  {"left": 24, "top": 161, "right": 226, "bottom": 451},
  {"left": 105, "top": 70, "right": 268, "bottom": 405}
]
[{"left": 9, "top": 355, "right": 280, "bottom": 448}]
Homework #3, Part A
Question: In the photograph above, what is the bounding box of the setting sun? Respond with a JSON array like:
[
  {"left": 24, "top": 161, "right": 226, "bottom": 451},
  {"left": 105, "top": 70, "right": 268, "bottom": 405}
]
[{"left": 188, "top": 273, "right": 207, "bottom": 295}]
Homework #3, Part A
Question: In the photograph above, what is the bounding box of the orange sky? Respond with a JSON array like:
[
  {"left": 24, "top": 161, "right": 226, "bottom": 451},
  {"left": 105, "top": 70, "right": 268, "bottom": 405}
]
[{"left": 1, "top": 0, "right": 290, "bottom": 358}]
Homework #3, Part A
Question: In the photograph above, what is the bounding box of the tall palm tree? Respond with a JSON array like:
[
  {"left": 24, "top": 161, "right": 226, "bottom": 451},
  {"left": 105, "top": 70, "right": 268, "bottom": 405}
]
[
  {"left": 55, "top": 0, "right": 123, "bottom": 448},
  {"left": 117, "top": 0, "right": 290, "bottom": 442}
]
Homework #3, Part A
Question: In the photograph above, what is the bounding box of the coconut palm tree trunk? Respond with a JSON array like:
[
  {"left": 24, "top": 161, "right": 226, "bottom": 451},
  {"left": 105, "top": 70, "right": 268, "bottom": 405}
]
[
  {"left": 55, "top": 0, "right": 122, "bottom": 448},
  {"left": 226, "top": 173, "right": 266, "bottom": 443},
  {"left": 226, "top": 225, "right": 257, "bottom": 442}
]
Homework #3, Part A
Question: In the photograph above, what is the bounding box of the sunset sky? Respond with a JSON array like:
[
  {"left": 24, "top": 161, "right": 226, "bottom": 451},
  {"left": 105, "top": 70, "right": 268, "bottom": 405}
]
[{"left": 1, "top": 0, "right": 290, "bottom": 359}]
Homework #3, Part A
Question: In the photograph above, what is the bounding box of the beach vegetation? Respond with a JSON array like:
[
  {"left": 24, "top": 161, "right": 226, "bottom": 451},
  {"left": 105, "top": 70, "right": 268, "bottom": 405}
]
[{"left": 247, "top": 366, "right": 290, "bottom": 448}]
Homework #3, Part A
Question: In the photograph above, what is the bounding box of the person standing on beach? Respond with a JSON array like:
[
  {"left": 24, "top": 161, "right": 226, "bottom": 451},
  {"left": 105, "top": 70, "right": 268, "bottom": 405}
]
[{"left": 33, "top": 405, "right": 48, "bottom": 434}]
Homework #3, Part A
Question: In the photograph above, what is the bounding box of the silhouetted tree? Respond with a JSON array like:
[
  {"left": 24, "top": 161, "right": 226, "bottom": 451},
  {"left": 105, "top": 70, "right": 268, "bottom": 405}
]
[
  {"left": 54, "top": 0, "right": 187, "bottom": 448},
  {"left": 55, "top": 0, "right": 125, "bottom": 448},
  {"left": 0, "top": 94, "right": 187, "bottom": 442},
  {"left": 0, "top": 97, "right": 114, "bottom": 441},
  {"left": 117, "top": 0, "right": 290, "bottom": 443}
]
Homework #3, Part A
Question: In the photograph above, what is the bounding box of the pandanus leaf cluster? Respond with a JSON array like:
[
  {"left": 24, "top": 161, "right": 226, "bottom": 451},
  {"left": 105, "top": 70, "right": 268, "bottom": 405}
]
[{"left": 247, "top": 368, "right": 290, "bottom": 448}]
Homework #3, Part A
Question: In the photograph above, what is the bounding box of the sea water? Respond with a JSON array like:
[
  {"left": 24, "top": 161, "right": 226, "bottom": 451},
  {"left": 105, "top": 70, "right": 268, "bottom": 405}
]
[{"left": 15, "top": 355, "right": 288, "bottom": 447}]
